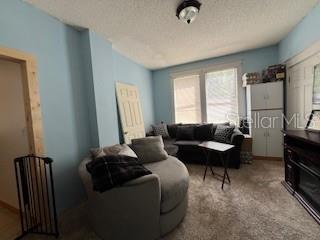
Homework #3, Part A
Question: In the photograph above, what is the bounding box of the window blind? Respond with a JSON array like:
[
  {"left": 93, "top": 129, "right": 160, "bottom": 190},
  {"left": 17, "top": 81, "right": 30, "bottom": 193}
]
[
  {"left": 173, "top": 74, "right": 201, "bottom": 123},
  {"left": 205, "top": 68, "right": 238, "bottom": 124}
]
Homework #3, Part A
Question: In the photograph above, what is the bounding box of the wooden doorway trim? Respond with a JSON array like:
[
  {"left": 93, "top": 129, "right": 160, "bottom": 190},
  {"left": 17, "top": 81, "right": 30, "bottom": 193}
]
[{"left": 0, "top": 46, "right": 44, "bottom": 155}]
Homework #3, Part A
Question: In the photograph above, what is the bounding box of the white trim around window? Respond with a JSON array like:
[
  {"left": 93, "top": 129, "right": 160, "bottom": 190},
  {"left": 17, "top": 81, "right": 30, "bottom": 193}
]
[{"left": 170, "top": 61, "right": 244, "bottom": 124}]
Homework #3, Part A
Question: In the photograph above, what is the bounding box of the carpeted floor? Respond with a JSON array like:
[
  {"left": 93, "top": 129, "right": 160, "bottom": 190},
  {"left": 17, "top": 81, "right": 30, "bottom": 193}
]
[
  {"left": 163, "top": 160, "right": 320, "bottom": 240},
  {"left": 12, "top": 160, "right": 320, "bottom": 239}
]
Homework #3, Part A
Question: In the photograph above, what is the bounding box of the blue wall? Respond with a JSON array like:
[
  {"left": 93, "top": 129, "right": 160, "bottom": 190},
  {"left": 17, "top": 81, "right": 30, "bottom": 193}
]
[
  {"left": 0, "top": 0, "right": 154, "bottom": 213},
  {"left": 87, "top": 31, "right": 120, "bottom": 146},
  {"left": 152, "top": 46, "right": 279, "bottom": 123},
  {"left": 80, "top": 31, "right": 100, "bottom": 147},
  {"left": 85, "top": 31, "right": 155, "bottom": 146},
  {"left": 0, "top": 0, "right": 91, "bottom": 212},
  {"left": 279, "top": 2, "right": 320, "bottom": 62},
  {"left": 112, "top": 50, "right": 154, "bottom": 128}
]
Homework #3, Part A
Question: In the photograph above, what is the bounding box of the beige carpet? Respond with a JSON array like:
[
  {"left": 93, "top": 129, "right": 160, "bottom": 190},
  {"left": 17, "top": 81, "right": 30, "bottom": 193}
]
[
  {"left": 12, "top": 160, "right": 320, "bottom": 239},
  {"left": 164, "top": 160, "right": 320, "bottom": 240}
]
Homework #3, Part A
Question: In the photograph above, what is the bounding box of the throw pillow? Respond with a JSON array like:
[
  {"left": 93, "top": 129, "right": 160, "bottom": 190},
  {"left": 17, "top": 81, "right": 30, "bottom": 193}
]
[
  {"left": 131, "top": 136, "right": 168, "bottom": 163},
  {"left": 176, "top": 125, "right": 196, "bottom": 140},
  {"left": 90, "top": 144, "right": 137, "bottom": 159},
  {"left": 211, "top": 122, "right": 230, "bottom": 135},
  {"left": 214, "top": 125, "right": 235, "bottom": 143},
  {"left": 194, "top": 124, "right": 214, "bottom": 141},
  {"left": 152, "top": 123, "right": 170, "bottom": 138},
  {"left": 167, "top": 123, "right": 182, "bottom": 138},
  {"left": 86, "top": 155, "right": 151, "bottom": 192}
]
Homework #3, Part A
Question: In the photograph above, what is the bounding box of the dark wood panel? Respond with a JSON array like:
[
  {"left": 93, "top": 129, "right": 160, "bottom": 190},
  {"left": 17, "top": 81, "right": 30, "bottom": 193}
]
[
  {"left": 283, "top": 130, "right": 320, "bottom": 148},
  {"left": 283, "top": 130, "right": 320, "bottom": 225}
]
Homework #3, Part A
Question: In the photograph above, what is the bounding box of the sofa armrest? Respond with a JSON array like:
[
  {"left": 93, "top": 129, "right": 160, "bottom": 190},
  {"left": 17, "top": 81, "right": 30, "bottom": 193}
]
[
  {"left": 230, "top": 129, "right": 245, "bottom": 147},
  {"left": 228, "top": 129, "right": 244, "bottom": 169}
]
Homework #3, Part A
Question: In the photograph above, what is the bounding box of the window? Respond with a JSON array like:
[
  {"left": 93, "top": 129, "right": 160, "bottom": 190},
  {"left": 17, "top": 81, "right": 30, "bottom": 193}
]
[
  {"left": 172, "top": 65, "right": 240, "bottom": 124},
  {"left": 205, "top": 68, "right": 238, "bottom": 123},
  {"left": 173, "top": 74, "right": 201, "bottom": 123}
]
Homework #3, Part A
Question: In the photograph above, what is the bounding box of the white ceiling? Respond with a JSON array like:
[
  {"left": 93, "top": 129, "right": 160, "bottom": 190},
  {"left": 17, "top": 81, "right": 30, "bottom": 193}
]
[{"left": 24, "top": 0, "right": 318, "bottom": 70}]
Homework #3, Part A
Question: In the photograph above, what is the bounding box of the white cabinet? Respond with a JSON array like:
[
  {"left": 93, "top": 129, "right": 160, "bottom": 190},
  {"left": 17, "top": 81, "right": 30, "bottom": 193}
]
[
  {"left": 251, "top": 110, "right": 283, "bottom": 157},
  {"left": 266, "top": 82, "right": 283, "bottom": 109},
  {"left": 247, "top": 81, "right": 283, "bottom": 158},
  {"left": 250, "top": 81, "right": 283, "bottom": 110},
  {"left": 251, "top": 111, "right": 268, "bottom": 156},
  {"left": 250, "top": 83, "right": 267, "bottom": 110},
  {"left": 266, "top": 110, "right": 283, "bottom": 157}
]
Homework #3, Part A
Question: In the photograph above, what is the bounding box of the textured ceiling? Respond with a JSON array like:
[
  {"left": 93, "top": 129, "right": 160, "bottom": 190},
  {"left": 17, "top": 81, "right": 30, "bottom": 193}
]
[{"left": 24, "top": 0, "right": 318, "bottom": 70}]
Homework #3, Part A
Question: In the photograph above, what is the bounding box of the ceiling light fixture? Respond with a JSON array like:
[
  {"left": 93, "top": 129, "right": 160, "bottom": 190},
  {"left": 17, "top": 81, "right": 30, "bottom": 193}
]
[{"left": 176, "top": 0, "right": 202, "bottom": 24}]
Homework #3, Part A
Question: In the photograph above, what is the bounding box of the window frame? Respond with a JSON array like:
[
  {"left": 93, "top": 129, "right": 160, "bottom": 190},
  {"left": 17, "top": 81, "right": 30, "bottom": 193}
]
[
  {"left": 170, "top": 69, "right": 202, "bottom": 124},
  {"left": 170, "top": 61, "right": 243, "bottom": 124}
]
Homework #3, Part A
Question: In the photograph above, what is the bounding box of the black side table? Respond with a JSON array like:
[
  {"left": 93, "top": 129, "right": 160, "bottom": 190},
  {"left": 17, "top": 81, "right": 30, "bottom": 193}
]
[{"left": 198, "top": 141, "right": 235, "bottom": 189}]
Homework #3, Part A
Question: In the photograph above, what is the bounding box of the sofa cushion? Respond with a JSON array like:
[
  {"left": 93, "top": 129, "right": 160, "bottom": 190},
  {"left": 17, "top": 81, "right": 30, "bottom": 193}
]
[
  {"left": 152, "top": 123, "right": 170, "bottom": 138},
  {"left": 131, "top": 136, "right": 168, "bottom": 164},
  {"left": 174, "top": 140, "right": 201, "bottom": 146},
  {"left": 214, "top": 125, "right": 235, "bottom": 143},
  {"left": 167, "top": 123, "right": 182, "bottom": 138},
  {"left": 145, "top": 156, "right": 189, "bottom": 213},
  {"left": 163, "top": 138, "right": 179, "bottom": 156},
  {"left": 211, "top": 122, "right": 230, "bottom": 134},
  {"left": 176, "top": 125, "right": 196, "bottom": 140},
  {"left": 194, "top": 124, "right": 214, "bottom": 141}
]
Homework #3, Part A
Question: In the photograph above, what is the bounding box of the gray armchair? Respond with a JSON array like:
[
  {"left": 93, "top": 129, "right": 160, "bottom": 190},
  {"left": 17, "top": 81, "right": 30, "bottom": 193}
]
[{"left": 79, "top": 155, "right": 189, "bottom": 240}]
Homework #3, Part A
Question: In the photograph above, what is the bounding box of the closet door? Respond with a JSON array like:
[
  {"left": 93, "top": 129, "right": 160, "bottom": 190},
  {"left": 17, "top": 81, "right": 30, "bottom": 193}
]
[
  {"left": 251, "top": 83, "right": 267, "bottom": 110},
  {"left": 266, "top": 81, "right": 283, "bottom": 109},
  {"left": 266, "top": 110, "right": 283, "bottom": 158},
  {"left": 286, "top": 66, "right": 301, "bottom": 130},
  {"left": 251, "top": 110, "right": 267, "bottom": 156},
  {"left": 286, "top": 54, "right": 319, "bottom": 129}
]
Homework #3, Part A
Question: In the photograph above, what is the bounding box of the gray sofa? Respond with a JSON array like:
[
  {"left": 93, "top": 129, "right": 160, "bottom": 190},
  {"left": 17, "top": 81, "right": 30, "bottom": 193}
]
[
  {"left": 149, "top": 123, "right": 244, "bottom": 168},
  {"left": 79, "top": 155, "right": 189, "bottom": 240}
]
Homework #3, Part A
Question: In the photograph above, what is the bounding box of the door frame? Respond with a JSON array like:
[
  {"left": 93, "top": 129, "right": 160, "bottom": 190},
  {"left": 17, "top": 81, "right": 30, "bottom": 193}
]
[{"left": 0, "top": 46, "right": 44, "bottom": 155}]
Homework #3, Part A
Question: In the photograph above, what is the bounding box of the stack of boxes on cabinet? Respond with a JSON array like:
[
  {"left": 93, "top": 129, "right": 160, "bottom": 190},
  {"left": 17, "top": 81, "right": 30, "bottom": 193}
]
[
  {"left": 242, "top": 64, "right": 286, "bottom": 86},
  {"left": 242, "top": 64, "right": 285, "bottom": 162}
]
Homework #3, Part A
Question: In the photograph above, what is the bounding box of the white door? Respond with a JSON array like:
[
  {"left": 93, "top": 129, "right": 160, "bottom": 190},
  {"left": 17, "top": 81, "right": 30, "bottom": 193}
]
[
  {"left": 286, "top": 53, "right": 320, "bottom": 129},
  {"left": 116, "top": 82, "right": 145, "bottom": 144},
  {"left": 286, "top": 66, "right": 302, "bottom": 130},
  {"left": 251, "top": 83, "right": 267, "bottom": 110},
  {"left": 266, "top": 82, "right": 283, "bottom": 109},
  {"left": 251, "top": 110, "right": 267, "bottom": 157},
  {"left": 266, "top": 110, "right": 283, "bottom": 158}
]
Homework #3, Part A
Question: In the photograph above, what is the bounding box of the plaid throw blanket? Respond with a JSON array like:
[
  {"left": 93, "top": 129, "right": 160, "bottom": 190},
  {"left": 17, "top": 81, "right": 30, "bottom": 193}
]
[{"left": 86, "top": 155, "right": 152, "bottom": 193}]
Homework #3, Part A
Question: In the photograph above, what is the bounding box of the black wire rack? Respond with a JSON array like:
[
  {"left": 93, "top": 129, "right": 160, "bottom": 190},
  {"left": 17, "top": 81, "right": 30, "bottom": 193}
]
[{"left": 14, "top": 155, "right": 59, "bottom": 239}]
